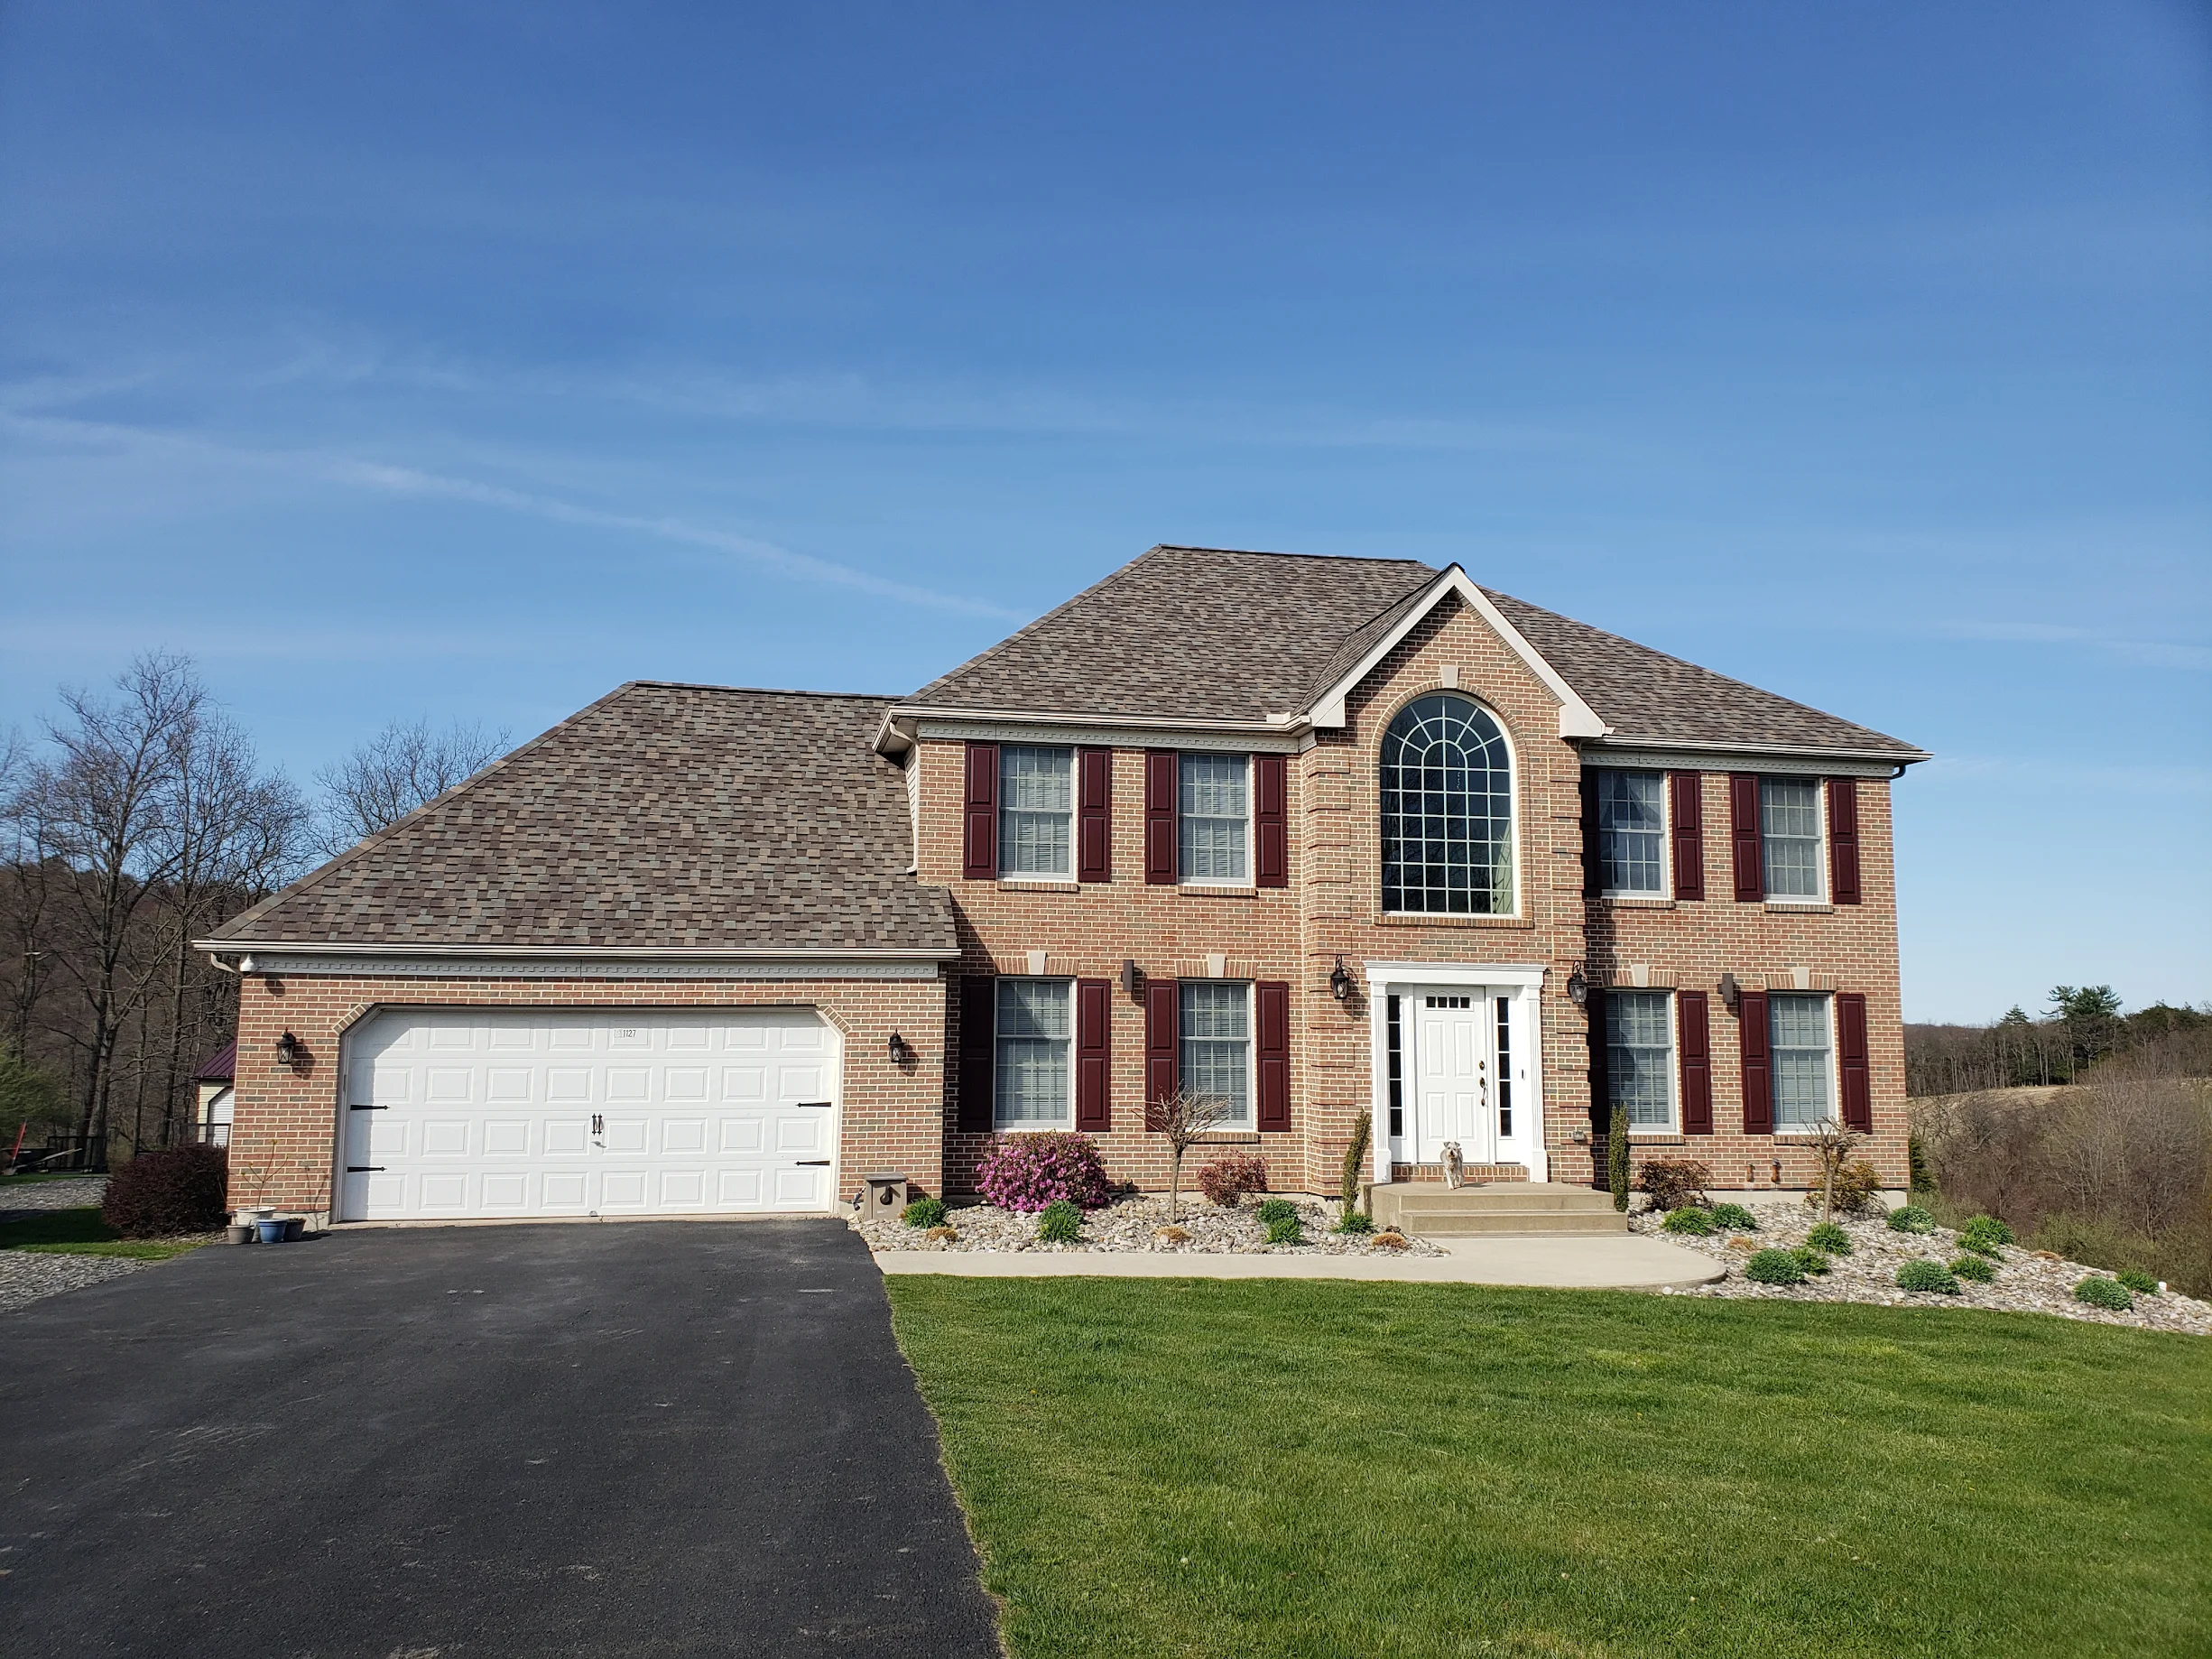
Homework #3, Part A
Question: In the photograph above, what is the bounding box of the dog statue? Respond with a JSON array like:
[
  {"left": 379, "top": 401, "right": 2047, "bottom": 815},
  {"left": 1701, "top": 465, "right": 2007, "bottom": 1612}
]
[{"left": 1440, "top": 1141, "right": 1466, "bottom": 1190}]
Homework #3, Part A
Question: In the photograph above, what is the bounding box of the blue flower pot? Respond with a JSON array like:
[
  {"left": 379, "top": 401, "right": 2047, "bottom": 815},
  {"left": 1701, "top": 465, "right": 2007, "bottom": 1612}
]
[{"left": 255, "top": 1219, "right": 287, "bottom": 1244}]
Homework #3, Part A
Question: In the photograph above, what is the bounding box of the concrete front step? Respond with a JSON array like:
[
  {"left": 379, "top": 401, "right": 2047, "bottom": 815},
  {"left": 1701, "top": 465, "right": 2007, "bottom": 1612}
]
[
  {"left": 1396, "top": 1209, "right": 1630, "bottom": 1237},
  {"left": 1373, "top": 1182, "right": 1629, "bottom": 1237}
]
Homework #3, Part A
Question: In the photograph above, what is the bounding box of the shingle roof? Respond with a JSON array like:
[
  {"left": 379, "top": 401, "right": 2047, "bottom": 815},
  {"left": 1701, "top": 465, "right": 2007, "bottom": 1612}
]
[
  {"left": 211, "top": 684, "right": 958, "bottom": 952},
  {"left": 909, "top": 544, "right": 1921, "bottom": 758}
]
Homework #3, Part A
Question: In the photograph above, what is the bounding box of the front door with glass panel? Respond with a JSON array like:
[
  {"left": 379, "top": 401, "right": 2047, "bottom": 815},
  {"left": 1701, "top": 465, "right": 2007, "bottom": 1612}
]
[{"left": 1411, "top": 992, "right": 1495, "bottom": 1165}]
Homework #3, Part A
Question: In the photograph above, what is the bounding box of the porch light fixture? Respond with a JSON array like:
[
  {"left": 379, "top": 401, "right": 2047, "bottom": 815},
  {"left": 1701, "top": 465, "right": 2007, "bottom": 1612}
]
[
  {"left": 887, "top": 1031, "right": 916, "bottom": 1066},
  {"left": 1328, "top": 957, "right": 1353, "bottom": 1002},
  {"left": 1121, "top": 959, "right": 1143, "bottom": 999},
  {"left": 1718, "top": 971, "right": 1741, "bottom": 1013},
  {"left": 1566, "top": 967, "right": 1588, "bottom": 1007},
  {"left": 274, "top": 1031, "right": 302, "bottom": 1069}
]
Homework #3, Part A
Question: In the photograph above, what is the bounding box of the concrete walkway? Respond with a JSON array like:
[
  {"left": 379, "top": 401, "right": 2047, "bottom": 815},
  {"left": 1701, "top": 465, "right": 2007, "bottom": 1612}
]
[{"left": 875, "top": 1232, "right": 1724, "bottom": 1289}]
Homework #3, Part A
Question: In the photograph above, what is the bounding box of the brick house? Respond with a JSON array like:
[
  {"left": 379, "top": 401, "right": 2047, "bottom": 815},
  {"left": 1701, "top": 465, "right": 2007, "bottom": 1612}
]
[{"left": 201, "top": 545, "right": 1924, "bottom": 1228}]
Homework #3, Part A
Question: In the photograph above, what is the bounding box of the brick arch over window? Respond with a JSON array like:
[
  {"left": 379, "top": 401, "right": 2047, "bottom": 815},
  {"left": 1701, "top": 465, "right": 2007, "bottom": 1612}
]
[{"left": 1379, "top": 692, "right": 1516, "bottom": 914}]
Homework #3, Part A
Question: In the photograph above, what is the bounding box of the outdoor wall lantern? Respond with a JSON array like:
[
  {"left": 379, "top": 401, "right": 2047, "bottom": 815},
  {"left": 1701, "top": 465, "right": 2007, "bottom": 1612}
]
[
  {"left": 887, "top": 1031, "right": 916, "bottom": 1066},
  {"left": 1328, "top": 957, "right": 1354, "bottom": 1001},
  {"left": 274, "top": 1031, "right": 302, "bottom": 1069},
  {"left": 1718, "top": 971, "right": 1741, "bottom": 1013},
  {"left": 1566, "top": 967, "right": 1588, "bottom": 1007},
  {"left": 1120, "top": 959, "right": 1143, "bottom": 999}
]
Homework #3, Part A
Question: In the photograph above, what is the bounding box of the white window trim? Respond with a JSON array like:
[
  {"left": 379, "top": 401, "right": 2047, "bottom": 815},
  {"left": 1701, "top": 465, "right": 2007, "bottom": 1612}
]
[
  {"left": 1767, "top": 989, "right": 1842, "bottom": 1136},
  {"left": 1760, "top": 774, "right": 1828, "bottom": 906},
  {"left": 1597, "top": 767, "right": 1671, "bottom": 902},
  {"left": 1606, "top": 987, "right": 1680, "bottom": 1135},
  {"left": 1378, "top": 693, "right": 1523, "bottom": 921},
  {"left": 1176, "top": 751, "right": 1255, "bottom": 887},
  {"left": 1179, "top": 978, "right": 1256, "bottom": 1130},
  {"left": 1362, "top": 962, "right": 1550, "bottom": 1186},
  {"left": 997, "top": 745, "right": 1076, "bottom": 881},
  {"left": 993, "top": 977, "right": 1077, "bottom": 1134}
]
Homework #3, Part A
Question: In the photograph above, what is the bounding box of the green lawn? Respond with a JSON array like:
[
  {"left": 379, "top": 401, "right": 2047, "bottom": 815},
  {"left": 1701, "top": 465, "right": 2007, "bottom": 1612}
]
[
  {"left": 888, "top": 1278, "right": 2211, "bottom": 1659},
  {"left": 0, "top": 1206, "right": 207, "bottom": 1260}
]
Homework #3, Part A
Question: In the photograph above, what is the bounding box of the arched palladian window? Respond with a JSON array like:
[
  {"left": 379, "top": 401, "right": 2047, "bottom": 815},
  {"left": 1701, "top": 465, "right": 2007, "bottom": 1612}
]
[{"left": 1380, "top": 693, "right": 1514, "bottom": 914}]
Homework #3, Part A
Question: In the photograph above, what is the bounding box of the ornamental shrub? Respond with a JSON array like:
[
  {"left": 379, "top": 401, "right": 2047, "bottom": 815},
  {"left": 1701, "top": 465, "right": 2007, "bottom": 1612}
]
[
  {"left": 1959, "top": 1215, "right": 2014, "bottom": 1256},
  {"left": 1255, "top": 1197, "right": 1299, "bottom": 1225},
  {"left": 2117, "top": 1269, "right": 2160, "bottom": 1295},
  {"left": 976, "top": 1133, "right": 1113, "bottom": 1212},
  {"left": 1805, "top": 1221, "right": 1852, "bottom": 1255},
  {"left": 1827, "top": 1160, "right": 1885, "bottom": 1216},
  {"left": 1896, "top": 1259, "right": 1960, "bottom": 1294},
  {"left": 2073, "top": 1275, "right": 2133, "bottom": 1311},
  {"left": 1036, "top": 1200, "right": 1083, "bottom": 1243},
  {"left": 1708, "top": 1202, "right": 1759, "bottom": 1231},
  {"left": 1333, "top": 1207, "right": 1374, "bottom": 1235},
  {"left": 1636, "top": 1157, "right": 1712, "bottom": 1212},
  {"left": 102, "top": 1144, "right": 229, "bottom": 1238},
  {"left": 901, "top": 1196, "right": 948, "bottom": 1229},
  {"left": 1660, "top": 1206, "right": 1714, "bottom": 1236},
  {"left": 1264, "top": 1214, "right": 1303, "bottom": 1246},
  {"left": 1885, "top": 1205, "right": 1937, "bottom": 1235},
  {"left": 1197, "top": 1153, "right": 1269, "bottom": 1208},
  {"left": 1744, "top": 1247, "right": 1806, "bottom": 1284},
  {"left": 1950, "top": 1254, "right": 1996, "bottom": 1283},
  {"left": 1791, "top": 1247, "right": 1833, "bottom": 1275}
]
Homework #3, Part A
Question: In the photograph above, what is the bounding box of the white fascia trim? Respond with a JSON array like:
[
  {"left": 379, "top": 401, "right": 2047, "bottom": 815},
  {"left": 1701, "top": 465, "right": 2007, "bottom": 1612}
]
[
  {"left": 193, "top": 941, "right": 955, "bottom": 961},
  {"left": 195, "top": 950, "right": 939, "bottom": 983},
  {"left": 1580, "top": 740, "right": 1930, "bottom": 775},
  {"left": 1363, "top": 960, "right": 1550, "bottom": 990},
  {"left": 1309, "top": 568, "right": 1610, "bottom": 740},
  {"left": 910, "top": 715, "right": 1305, "bottom": 754}
]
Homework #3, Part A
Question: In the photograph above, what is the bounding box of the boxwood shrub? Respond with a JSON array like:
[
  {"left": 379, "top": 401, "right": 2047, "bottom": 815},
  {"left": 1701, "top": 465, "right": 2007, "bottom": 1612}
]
[
  {"left": 1895, "top": 1259, "right": 1960, "bottom": 1294},
  {"left": 901, "top": 1196, "right": 948, "bottom": 1229},
  {"left": 1661, "top": 1207, "right": 1714, "bottom": 1236},
  {"left": 1804, "top": 1221, "right": 1852, "bottom": 1255},
  {"left": 2073, "top": 1275, "right": 2133, "bottom": 1311},
  {"left": 1949, "top": 1254, "right": 1996, "bottom": 1283},
  {"left": 1743, "top": 1247, "right": 1807, "bottom": 1285},
  {"left": 1708, "top": 1202, "right": 1758, "bottom": 1231},
  {"left": 1959, "top": 1215, "right": 2015, "bottom": 1256},
  {"left": 1885, "top": 1205, "right": 1937, "bottom": 1234}
]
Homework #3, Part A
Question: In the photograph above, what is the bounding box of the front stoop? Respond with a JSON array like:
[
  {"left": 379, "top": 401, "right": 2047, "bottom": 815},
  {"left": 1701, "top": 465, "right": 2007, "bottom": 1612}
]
[{"left": 1373, "top": 1182, "right": 1629, "bottom": 1237}]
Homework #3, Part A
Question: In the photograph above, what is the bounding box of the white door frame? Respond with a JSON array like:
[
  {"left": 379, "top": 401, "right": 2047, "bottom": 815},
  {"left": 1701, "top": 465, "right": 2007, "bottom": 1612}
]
[{"left": 1363, "top": 961, "right": 1550, "bottom": 1186}]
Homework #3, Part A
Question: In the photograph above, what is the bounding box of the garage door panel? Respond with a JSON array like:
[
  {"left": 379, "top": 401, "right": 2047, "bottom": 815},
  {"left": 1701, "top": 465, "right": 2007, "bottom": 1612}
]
[
  {"left": 775, "top": 1115, "right": 826, "bottom": 1154},
  {"left": 484, "top": 1119, "right": 530, "bottom": 1155},
  {"left": 366, "top": 1117, "right": 409, "bottom": 1156},
  {"left": 661, "top": 1171, "right": 707, "bottom": 1208},
  {"left": 601, "top": 1171, "right": 649, "bottom": 1208},
  {"left": 545, "top": 1118, "right": 590, "bottom": 1154},
  {"left": 719, "top": 1118, "right": 764, "bottom": 1154},
  {"left": 662, "top": 1117, "right": 708, "bottom": 1154},
  {"left": 606, "top": 1068, "right": 652, "bottom": 1102},
  {"left": 717, "top": 1169, "right": 764, "bottom": 1207},
  {"left": 486, "top": 1068, "right": 533, "bottom": 1102},
  {"left": 542, "top": 1172, "right": 589, "bottom": 1208},
  {"left": 605, "top": 1117, "right": 650, "bottom": 1154},
  {"left": 481, "top": 1172, "right": 530, "bottom": 1209},
  {"left": 773, "top": 1168, "right": 827, "bottom": 1207},
  {"left": 547, "top": 1068, "right": 593, "bottom": 1103}
]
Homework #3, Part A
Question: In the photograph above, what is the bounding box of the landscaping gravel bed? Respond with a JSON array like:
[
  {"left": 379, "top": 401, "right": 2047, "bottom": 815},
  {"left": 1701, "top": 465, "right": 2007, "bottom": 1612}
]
[
  {"left": 0, "top": 1175, "right": 109, "bottom": 1215},
  {"left": 1635, "top": 1203, "right": 2212, "bottom": 1335},
  {"left": 858, "top": 1192, "right": 1446, "bottom": 1256},
  {"left": 0, "top": 1248, "right": 148, "bottom": 1313}
]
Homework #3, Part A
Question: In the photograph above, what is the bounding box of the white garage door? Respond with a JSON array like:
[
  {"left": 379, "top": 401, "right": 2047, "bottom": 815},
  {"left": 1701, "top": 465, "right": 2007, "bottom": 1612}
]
[{"left": 338, "top": 1008, "right": 840, "bottom": 1222}]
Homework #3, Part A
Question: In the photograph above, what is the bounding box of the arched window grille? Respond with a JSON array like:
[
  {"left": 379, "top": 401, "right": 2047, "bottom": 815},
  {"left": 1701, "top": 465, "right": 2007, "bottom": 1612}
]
[{"left": 1379, "top": 694, "right": 1514, "bottom": 913}]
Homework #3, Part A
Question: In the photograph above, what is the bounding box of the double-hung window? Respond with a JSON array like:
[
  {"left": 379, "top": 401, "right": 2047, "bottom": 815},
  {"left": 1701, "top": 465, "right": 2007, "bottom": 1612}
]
[
  {"left": 1770, "top": 994, "right": 1834, "bottom": 1130},
  {"left": 994, "top": 978, "right": 1073, "bottom": 1128},
  {"left": 1179, "top": 981, "right": 1252, "bottom": 1128},
  {"left": 1179, "top": 754, "right": 1249, "bottom": 883},
  {"left": 999, "top": 746, "right": 1073, "bottom": 877},
  {"left": 1761, "top": 777, "right": 1824, "bottom": 900},
  {"left": 1598, "top": 770, "right": 1666, "bottom": 895},
  {"left": 1606, "top": 990, "right": 1675, "bottom": 1130}
]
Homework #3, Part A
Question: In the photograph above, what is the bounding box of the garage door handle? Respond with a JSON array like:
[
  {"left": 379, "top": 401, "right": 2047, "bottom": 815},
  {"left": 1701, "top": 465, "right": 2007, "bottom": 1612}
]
[
  {"left": 795, "top": 1160, "right": 830, "bottom": 1166},
  {"left": 347, "top": 1166, "right": 384, "bottom": 1172}
]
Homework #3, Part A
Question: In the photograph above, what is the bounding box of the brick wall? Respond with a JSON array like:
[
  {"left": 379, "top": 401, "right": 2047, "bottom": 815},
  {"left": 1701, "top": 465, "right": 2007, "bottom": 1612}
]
[{"left": 227, "top": 971, "right": 947, "bottom": 1221}]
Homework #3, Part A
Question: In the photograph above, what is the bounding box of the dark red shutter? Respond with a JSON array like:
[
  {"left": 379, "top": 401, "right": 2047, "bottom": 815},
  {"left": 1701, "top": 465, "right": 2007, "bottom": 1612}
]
[
  {"left": 1076, "top": 977, "right": 1111, "bottom": 1131},
  {"left": 1255, "top": 981, "right": 1291, "bottom": 1131},
  {"left": 1078, "top": 746, "right": 1113, "bottom": 883},
  {"left": 1144, "top": 750, "right": 1178, "bottom": 885},
  {"left": 1580, "top": 771, "right": 1603, "bottom": 897},
  {"left": 1669, "top": 772, "right": 1705, "bottom": 901},
  {"left": 958, "top": 976, "right": 995, "bottom": 1132},
  {"left": 1729, "top": 774, "right": 1763, "bottom": 903},
  {"left": 962, "top": 742, "right": 999, "bottom": 880},
  {"left": 1678, "top": 989, "right": 1712, "bottom": 1135},
  {"left": 1738, "top": 988, "right": 1772, "bottom": 1134},
  {"left": 1828, "top": 778, "right": 1862, "bottom": 905},
  {"left": 1837, "top": 992, "right": 1872, "bottom": 1132},
  {"left": 1585, "top": 988, "right": 1610, "bottom": 1188},
  {"left": 1144, "top": 978, "right": 1179, "bottom": 1116},
  {"left": 1254, "top": 754, "right": 1288, "bottom": 888}
]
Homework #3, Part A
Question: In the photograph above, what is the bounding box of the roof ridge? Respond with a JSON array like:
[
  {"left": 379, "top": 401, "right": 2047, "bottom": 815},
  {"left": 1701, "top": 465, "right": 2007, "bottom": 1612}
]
[
  {"left": 1150, "top": 543, "right": 1437, "bottom": 567},
  {"left": 628, "top": 681, "right": 901, "bottom": 700},
  {"left": 904, "top": 545, "right": 1174, "bottom": 705}
]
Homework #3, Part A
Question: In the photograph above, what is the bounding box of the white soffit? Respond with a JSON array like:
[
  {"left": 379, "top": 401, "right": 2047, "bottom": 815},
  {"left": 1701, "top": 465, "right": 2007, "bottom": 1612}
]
[{"left": 1309, "top": 567, "right": 1610, "bottom": 740}]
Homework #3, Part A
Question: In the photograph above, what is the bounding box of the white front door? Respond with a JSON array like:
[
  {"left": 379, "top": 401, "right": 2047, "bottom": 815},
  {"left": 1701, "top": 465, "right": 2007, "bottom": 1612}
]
[
  {"left": 1411, "top": 992, "right": 1493, "bottom": 1165},
  {"left": 338, "top": 1008, "right": 841, "bottom": 1221}
]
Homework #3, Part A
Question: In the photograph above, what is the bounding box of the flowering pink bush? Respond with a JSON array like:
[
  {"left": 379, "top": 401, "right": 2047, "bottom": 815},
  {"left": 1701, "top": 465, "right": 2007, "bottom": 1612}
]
[
  {"left": 976, "top": 1133, "right": 1114, "bottom": 1212},
  {"left": 1198, "top": 1153, "right": 1269, "bottom": 1207}
]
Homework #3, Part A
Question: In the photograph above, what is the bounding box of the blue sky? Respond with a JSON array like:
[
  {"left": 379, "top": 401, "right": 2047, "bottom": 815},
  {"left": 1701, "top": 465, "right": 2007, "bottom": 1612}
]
[{"left": 1, "top": 2, "right": 2206, "bottom": 1021}]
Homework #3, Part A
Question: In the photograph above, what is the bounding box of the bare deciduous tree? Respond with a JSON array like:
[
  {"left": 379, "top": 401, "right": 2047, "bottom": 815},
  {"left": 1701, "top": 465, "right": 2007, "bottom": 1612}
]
[
  {"left": 314, "top": 718, "right": 510, "bottom": 857},
  {"left": 1148, "top": 1087, "right": 1236, "bottom": 1221}
]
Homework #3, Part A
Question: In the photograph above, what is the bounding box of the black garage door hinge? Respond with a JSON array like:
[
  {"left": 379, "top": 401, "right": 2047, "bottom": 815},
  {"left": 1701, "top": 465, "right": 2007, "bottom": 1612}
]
[
  {"left": 346, "top": 1166, "right": 384, "bottom": 1172},
  {"left": 347, "top": 1103, "right": 388, "bottom": 1110},
  {"left": 796, "top": 1160, "right": 830, "bottom": 1166}
]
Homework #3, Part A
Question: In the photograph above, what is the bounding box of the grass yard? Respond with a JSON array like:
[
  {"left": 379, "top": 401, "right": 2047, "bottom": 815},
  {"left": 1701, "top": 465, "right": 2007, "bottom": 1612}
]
[
  {"left": 0, "top": 1207, "right": 206, "bottom": 1260},
  {"left": 888, "top": 1278, "right": 2210, "bottom": 1659}
]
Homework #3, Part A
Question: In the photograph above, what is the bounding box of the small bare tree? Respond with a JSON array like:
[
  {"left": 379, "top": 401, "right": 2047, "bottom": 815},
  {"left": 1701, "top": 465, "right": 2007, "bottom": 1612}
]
[
  {"left": 1149, "top": 1088, "right": 1235, "bottom": 1222},
  {"left": 1807, "top": 1117, "right": 1865, "bottom": 1227},
  {"left": 314, "top": 717, "right": 510, "bottom": 857}
]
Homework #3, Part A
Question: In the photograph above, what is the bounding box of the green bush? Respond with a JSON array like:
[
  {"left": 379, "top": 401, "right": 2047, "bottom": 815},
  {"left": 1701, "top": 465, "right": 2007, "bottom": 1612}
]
[
  {"left": 2117, "top": 1269, "right": 2160, "bottom": 1295},
  {"left": 1332, "top": 1208, "right": 1374, "bottom": 1235},
  {"left": 1791, "top": 1247, "right": 1833, "bottom": 1276},
  {"left": 1805, "top": 1221, "right": 1852, "bottom": 1255},
  {"left": 1950, "top": 1254, "right": 1997, "bottom": 1284},
  {"left": 2073, "top": 1275, "right": 2133, "bottom": 1311},
  {"left": 1255, "top": 1197, "right": 1299, "bottom": 1225},
  {"left": 1886, "top": 1205, "right": 1937, "bottom": 1234},
  {"left": 902, "top": 1196, "right": 948, "bottom": 1229},
  {"left": 1660, "top": 1207, "right": 1714, "bottom": 1236},
  {"left": 1708, "top": 1202, "right": 1758, "bottom": 1231},
  {"left": 1265, "top": 1214, "right": 1303, "bottom": 1246},
  {"left": 1743, "top": 1247, "right": 1806, "bottom": 1285},
  {"left": 1036, "top": 1200, "right": 1083, "bottom": 1244},
  {"left": 1896, "top": 1259, "right": 1960, "bottom": 1294},
  {"left": 1959, "top": 1215, "right": 2014, "bottom": 1256}
]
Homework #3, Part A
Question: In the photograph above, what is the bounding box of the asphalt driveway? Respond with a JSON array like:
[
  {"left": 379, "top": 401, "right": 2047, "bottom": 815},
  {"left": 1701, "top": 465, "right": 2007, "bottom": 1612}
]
[{"left": 0, "top": 1221, "right": 1002, "bottom": 1657}]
